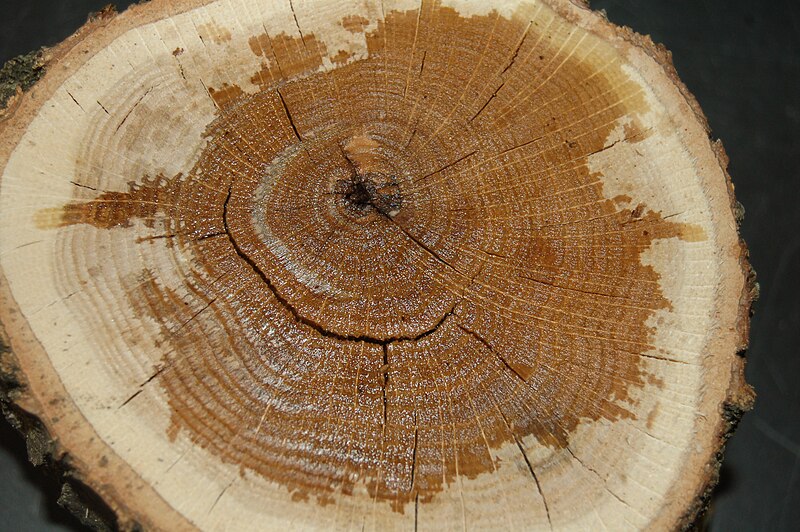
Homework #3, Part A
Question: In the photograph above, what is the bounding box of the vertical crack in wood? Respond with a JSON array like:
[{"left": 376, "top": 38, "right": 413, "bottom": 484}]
[
  {"left": 276, "top": 87, "right": 302, "bottom": 142},
  {"left": 381, "top": 343, "right": 389, "bottom": 427},
  {"left": 515, "top": 435, "right": 553, "bottom": 530},
  {"left": 409, "top": 411, "right": 418, "bottom": 493}
]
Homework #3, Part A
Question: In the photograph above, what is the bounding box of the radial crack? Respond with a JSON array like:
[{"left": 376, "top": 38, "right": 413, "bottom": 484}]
[
  {"left": 456, "top": 323, "right": 527, "bottom": 383},
  {"left": 414, "top": 493, "right": 419, "bottom": 531},
  {"left": 276, "top": 88, "right": 302, "bottom": 141},
  {"left": 409, "top": 411, "right": 418, "bottom": 493},
  {"left": 390, "top": 220, "right": 466, "bottom": 278},
  {"left": 518, "top": 273, "right": 641, "bottom": 302},
  {"left": 469, "top": 82, "right": 505, "bottom": 123},
  {"left": 382, "top": 344, "right": 389, "bottom": 426},
  {"left": 501, "top": 21, "right": 531, "bottom": 75},
  {"left": 414, "top": 150, "right": 477, "bottom": 183},
  {"left": 119, "top": 389, "right": 142, "bottom": 409},
  {"left": 566, "top": 446, "right": 632, "bottom": 509},
  {"left": 515, "top": 435, "right": 553, "bottom": 530},
  {"left": 288, "top": 0, "right": 307, "bottom": 47}
]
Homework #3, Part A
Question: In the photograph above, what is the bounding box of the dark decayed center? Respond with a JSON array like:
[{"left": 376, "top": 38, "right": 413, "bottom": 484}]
[{"left": 336, "top": 172, "right": 402, "bottom": 217}]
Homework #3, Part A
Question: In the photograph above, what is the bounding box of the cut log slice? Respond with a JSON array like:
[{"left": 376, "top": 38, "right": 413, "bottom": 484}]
[{"left": 0, "top": 0, "right": 754, "bottom": 530}]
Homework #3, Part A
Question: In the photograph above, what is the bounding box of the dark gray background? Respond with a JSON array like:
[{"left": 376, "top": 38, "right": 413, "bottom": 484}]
[{"left": 1, "top": 0, "right": 798, "bottom": 530}]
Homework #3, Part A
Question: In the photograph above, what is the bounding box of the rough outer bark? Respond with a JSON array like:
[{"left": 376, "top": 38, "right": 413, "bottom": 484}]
[
  {"left": 1, "top": 336, "right": 120, "bottom": 531},
  {"left": 0, "top": 50, "right": 46, "bottom": 109}
]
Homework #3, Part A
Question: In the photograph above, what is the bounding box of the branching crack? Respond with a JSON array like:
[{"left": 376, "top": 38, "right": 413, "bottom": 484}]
[{"left": 222, "top": 185, "right": 455, "bottom": 345}]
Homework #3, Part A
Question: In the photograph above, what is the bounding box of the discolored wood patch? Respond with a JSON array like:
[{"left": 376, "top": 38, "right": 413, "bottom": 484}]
[
  {"left": 207, "top": 83, "right": 244, "bottom": 108},
  {"left": 37, "top": 4, "right": 707, "bottom": 511},
  {"left": 342, "top": 14, "right": 370, "bottom": 33},
  {"left": 197, "top": 21, "right": 232, "bottom": 44}
]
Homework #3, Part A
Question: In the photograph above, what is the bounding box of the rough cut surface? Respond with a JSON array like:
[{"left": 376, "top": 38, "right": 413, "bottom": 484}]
[{"left": 0, "top": 0, "right": 754, "bottom": 530}]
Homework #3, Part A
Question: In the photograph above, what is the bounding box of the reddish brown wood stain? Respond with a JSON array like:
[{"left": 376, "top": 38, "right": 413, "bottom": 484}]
[
  {"left": 331, "top": 49, "right": 353, "bottom": 65},
  {"left": 34, "top": 175, "right": 180, "bottom": 230},
  {"left": 40, "top": 6, "right": 707, "bottom": 510},
  {"left": 342, "top": 14, "right": 370, "bottom": 33},
  {"left": 207, "top": 83, "right": 245, "bottom": 108},
  {"left": 248, "top": 32, "right": 327, "bottom": 87}
]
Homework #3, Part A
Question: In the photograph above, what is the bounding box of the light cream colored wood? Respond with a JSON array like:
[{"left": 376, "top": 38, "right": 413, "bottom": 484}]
[{"left": 0, "top": 0, "right": 753, "bottom": 530}]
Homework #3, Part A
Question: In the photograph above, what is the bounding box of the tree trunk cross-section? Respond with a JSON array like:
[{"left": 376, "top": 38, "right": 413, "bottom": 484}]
[{"left": 0, "top": 0, "right": 754, "bottom": 530}]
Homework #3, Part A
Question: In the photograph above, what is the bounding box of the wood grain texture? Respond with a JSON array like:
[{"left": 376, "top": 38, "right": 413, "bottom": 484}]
[{"left": 0, "top": 0, "right": 754, "bottom": 530}]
